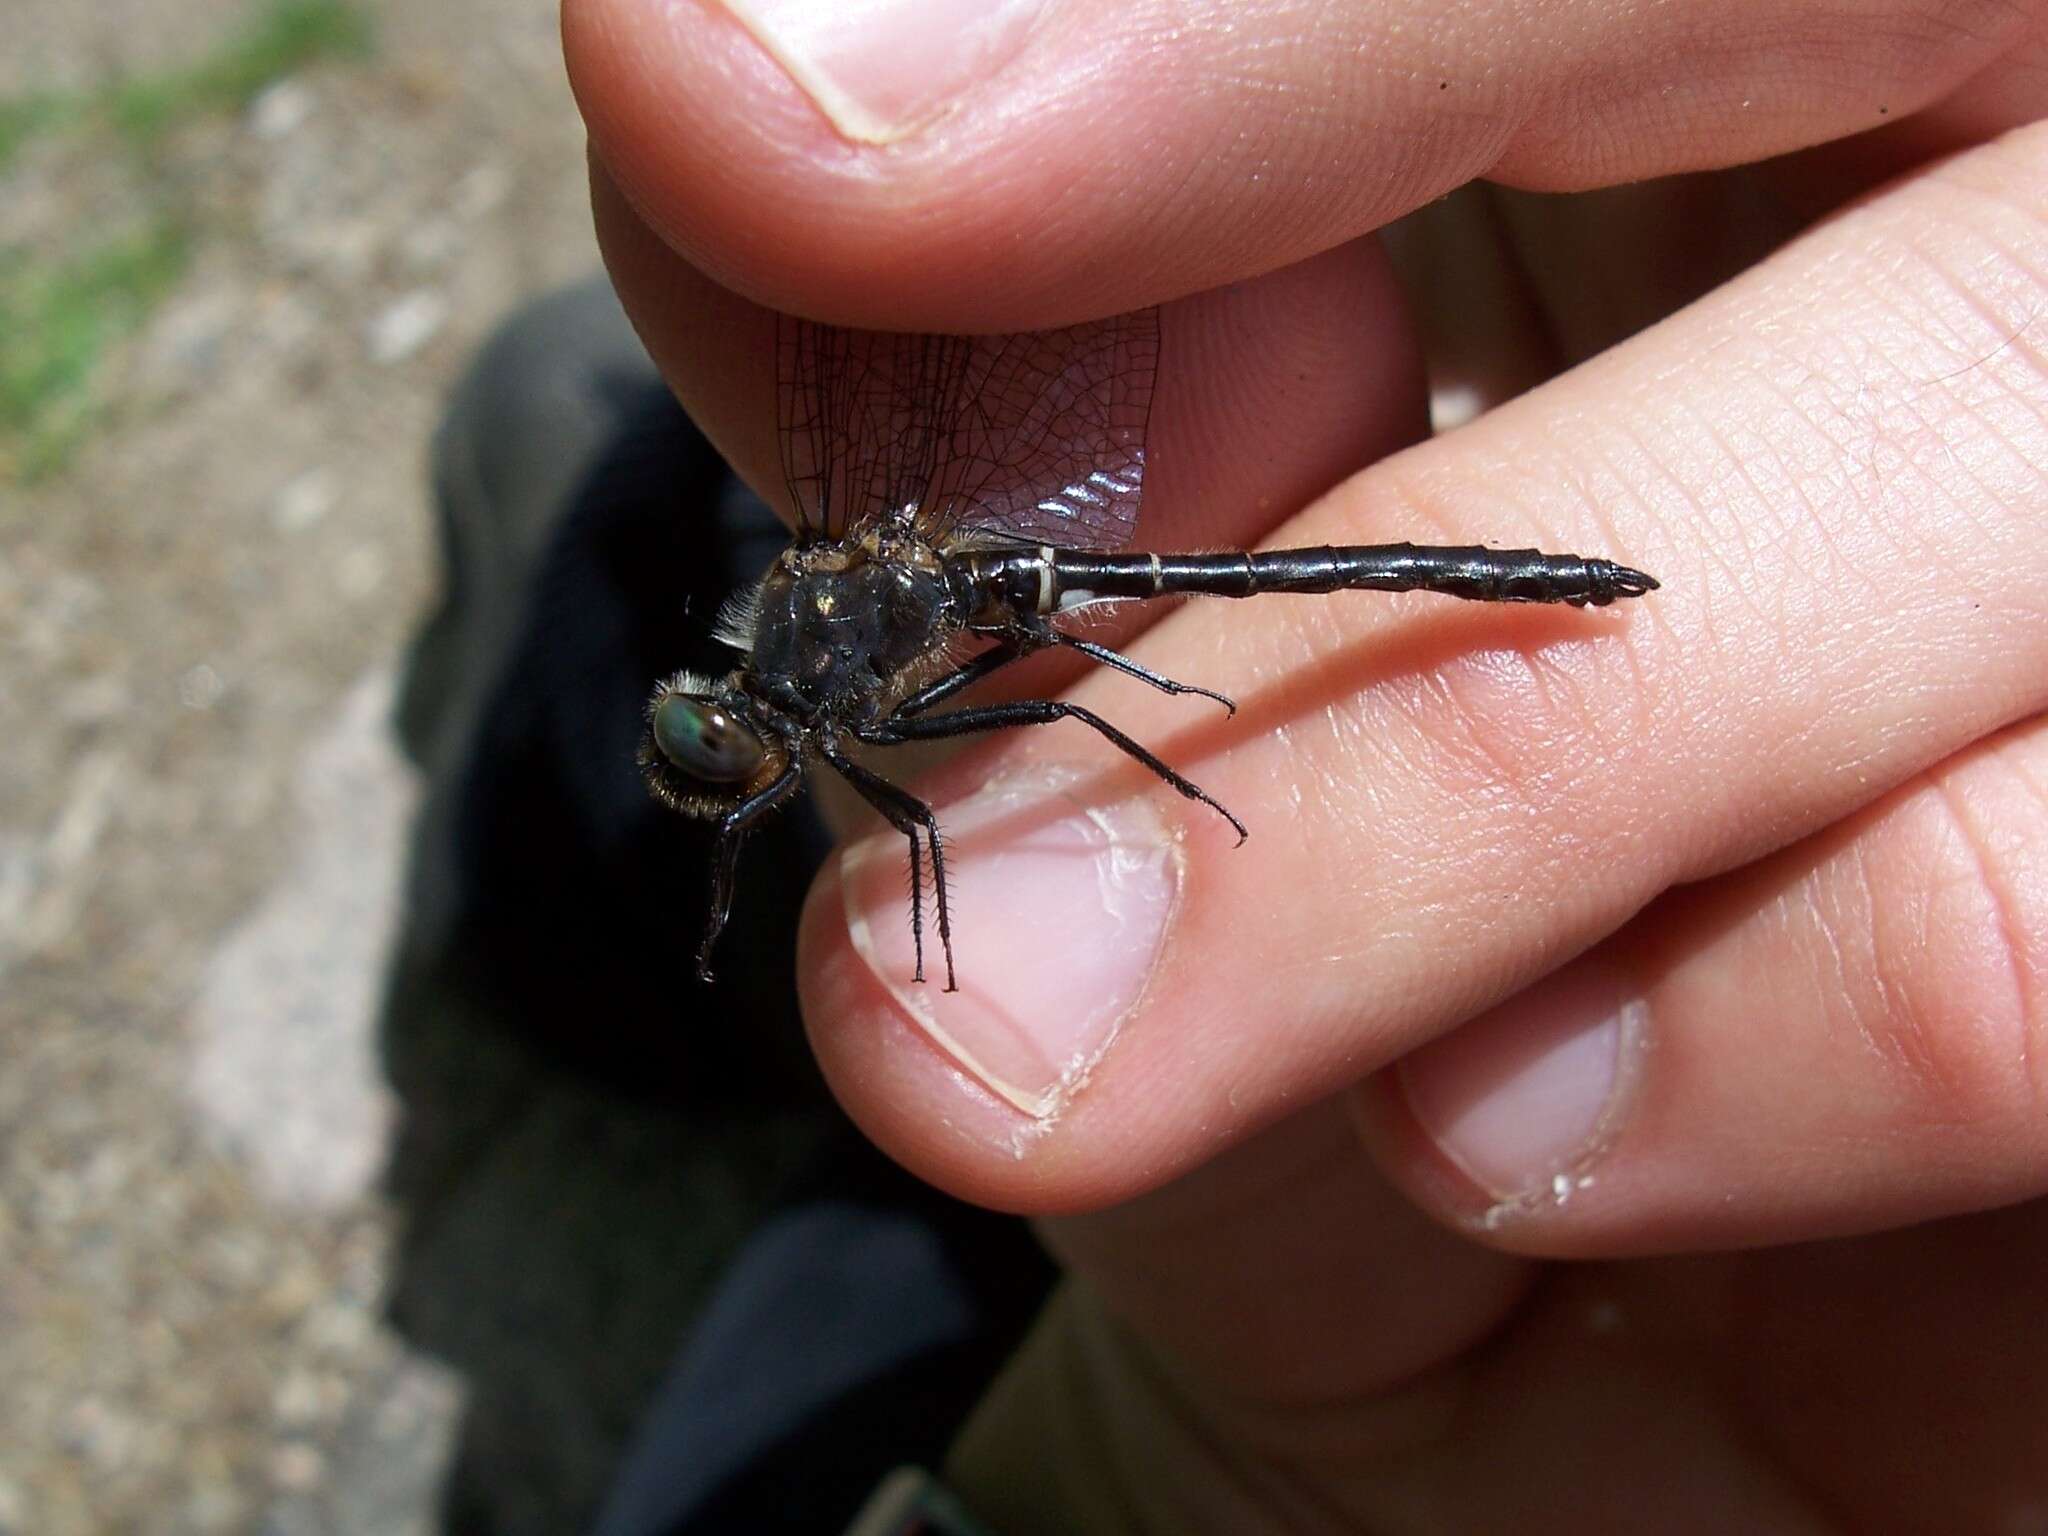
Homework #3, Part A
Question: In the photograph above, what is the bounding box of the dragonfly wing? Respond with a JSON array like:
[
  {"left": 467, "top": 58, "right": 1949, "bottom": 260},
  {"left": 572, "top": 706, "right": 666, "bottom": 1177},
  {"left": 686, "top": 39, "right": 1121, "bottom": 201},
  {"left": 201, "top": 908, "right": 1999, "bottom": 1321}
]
[
  {"left": 778, "top": 320, "right": 974, "bottom": 541},
  {"left": 777, "top": 309, "right": 1157, "bottom": 551}
]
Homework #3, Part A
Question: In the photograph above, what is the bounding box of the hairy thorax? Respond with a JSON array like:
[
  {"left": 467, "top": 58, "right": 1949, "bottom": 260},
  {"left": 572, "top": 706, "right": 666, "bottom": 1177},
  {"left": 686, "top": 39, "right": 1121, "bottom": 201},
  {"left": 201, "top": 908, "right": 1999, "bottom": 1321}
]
[{"left": 744, "top": 530, "right": 957, "bottom": 724}]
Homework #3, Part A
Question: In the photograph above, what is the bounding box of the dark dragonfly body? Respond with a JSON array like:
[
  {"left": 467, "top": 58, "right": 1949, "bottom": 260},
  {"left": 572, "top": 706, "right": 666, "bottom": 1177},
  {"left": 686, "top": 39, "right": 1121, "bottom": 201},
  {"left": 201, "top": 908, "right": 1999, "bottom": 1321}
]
[
  {"left": 953, "top": 541, "right": 1651, "bottom": 612},
  {"left": 641, "top": 311, "right": 1656, "bottom": 989}
]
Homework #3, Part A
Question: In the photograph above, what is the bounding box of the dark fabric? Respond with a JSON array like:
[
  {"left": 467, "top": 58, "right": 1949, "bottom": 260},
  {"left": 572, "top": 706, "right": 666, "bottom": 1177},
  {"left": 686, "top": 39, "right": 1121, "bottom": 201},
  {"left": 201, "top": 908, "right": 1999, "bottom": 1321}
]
[{"left": 596, "top": 1177, "right": 1050, "bottom": 1536}]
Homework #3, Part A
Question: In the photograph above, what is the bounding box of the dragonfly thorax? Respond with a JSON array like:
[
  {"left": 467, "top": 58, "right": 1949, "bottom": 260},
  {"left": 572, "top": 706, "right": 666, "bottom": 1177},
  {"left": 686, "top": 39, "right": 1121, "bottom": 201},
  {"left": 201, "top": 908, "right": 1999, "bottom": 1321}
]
[{"left": 744, "top": 545, "right": 956, "bottom": 721}]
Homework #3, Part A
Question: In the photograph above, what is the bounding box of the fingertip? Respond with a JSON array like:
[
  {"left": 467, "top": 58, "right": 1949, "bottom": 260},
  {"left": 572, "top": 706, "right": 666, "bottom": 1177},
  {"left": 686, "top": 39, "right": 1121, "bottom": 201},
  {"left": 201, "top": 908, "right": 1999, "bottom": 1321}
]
[
  {"left": 1349, "top": 972, "right": 1654, "bottom": 1261},
  {"left": 796, "top": 848, "right": 1106, "bottom": 1215},
  {"left": 567, "top": 0, "right": 1154, "bottom": 328},
  {"left": 567, "top": 0, "right": 1429, "bottom": 331},
  {"left": 796, "top": 775, "right": 1254, "bottom": 1218}
]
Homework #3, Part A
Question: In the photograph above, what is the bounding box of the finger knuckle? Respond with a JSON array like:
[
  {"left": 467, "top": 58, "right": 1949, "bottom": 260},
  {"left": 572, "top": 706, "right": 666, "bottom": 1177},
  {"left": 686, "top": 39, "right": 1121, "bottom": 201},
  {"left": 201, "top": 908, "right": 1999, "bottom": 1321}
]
[{"left": 1841, "top": 747, "right": 2048, "bottom": 1131}]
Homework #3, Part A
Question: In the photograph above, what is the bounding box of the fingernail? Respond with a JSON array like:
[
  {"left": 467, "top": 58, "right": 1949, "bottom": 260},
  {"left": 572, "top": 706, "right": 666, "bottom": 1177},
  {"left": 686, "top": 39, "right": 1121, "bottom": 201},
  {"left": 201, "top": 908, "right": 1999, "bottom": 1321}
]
[
  {"left": 716, "top": 0, "right": 1049, "bottom": 145},
  {"left": 842, "top": 766, "right": 1181, "bottom": 1118},
  {"left": 1396, "top": 966, "right": 1644, "bottom": 1202}
]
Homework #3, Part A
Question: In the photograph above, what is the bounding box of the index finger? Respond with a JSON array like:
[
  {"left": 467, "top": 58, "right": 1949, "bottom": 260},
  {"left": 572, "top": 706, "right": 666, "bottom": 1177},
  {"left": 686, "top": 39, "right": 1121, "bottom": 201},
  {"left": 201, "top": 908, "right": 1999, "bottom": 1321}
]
[{"left": 562, "top": 0, "right": 2041, "bottom": 329}]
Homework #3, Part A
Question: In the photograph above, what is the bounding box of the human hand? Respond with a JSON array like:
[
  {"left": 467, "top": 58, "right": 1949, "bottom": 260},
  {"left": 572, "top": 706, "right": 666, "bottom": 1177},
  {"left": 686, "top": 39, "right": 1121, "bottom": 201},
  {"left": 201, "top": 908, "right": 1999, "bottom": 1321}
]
[{"left": 564, "top": 1, "right": 2048, "bottom": 1528}]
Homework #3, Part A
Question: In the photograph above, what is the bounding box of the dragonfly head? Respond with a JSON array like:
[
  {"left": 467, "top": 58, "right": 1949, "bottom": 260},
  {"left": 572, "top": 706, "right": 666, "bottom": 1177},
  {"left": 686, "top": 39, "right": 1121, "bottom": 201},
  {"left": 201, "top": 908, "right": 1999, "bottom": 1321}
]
[{"left": 638, "top": 672, "right": 781, "bottom": 817}]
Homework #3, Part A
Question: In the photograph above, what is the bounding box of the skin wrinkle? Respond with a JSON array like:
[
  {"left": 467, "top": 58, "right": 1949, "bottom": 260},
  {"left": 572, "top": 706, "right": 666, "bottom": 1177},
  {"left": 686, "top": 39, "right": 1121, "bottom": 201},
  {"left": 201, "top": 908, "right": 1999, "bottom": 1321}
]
[
  {"left": 1925, "top": 263, "right": 2048, "bottom": 476},
  {"left": 1820, "top": 765, "right": 2030, "bottom": 1129},
  {"left": 1553, "top": 427, "right": 1693, "bottom": 660},
  {"left": 1933, "top": 756, "right": 2043, "bottom": 1117},
  {"left": 1759, "top": 333, "right": 1922, "bottom": 551},
  {"left": 1401, "top": 659, "right": 1551, "bottom": 811},
  {"left": 1494, "top": 0, "right": 1992, "bottom": 188},
  {"left": 1998, "top": 735, "right": 2048, "bottom": 1110},
  {"left": 1899, "top": 778, "right": 2016, "bottom": 1122},
  {"left": 1778, "top": 400, "right": 1927, "bottom": 629},
  {"left": 1841, "top": 810, "right": 1916, "bottom": 1083},
  {"left": 1671, "top": 388, "right": 1839, "bottom": 632},
  {"left": 1949, "top": 365, "right": 2048, "bottom": 534},
  {"left": 1766, "top": 317, "right": 1914, "bottom": 518},
  {"left": 1743, "top": 293, "right": 2033, "bottom": 645},
  {"left": 1269, "top": 668, "right": 1531, "bottom": 1020},
  {"left": 1911, "top": 233, "right": 2048, "bottom": 396},
  {"left": 1565, "top": 426, "right": 1669, "bottom": 589},
  {"left": 1898, "top": 231, "right": 2046, "bottom": 371},
  {"left": 1365, "top": 644, "right": 1562, "bottom": 828},
  {"left": 1878, "top": 267, "right": 2048, "bottom": 624},
  {"left": 1606, "top": 404, "right": 1789, "bottom": 696},
  {"left": 1905, "top": 413, "right": 2023, "bottom": 584},
  {"left": 1880, "top": 340, "right": 2015, "bottom": 550},
  {"left": 1415, "top": 645, "right": 1607, "bottom": 826}
]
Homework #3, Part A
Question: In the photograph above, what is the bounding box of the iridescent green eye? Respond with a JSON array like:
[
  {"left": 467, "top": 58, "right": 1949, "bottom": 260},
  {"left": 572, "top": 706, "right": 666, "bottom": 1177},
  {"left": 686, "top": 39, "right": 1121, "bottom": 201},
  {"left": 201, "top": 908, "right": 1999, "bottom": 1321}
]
[{"left": 652, "top": 693, "right": 765, "bottom": 783}]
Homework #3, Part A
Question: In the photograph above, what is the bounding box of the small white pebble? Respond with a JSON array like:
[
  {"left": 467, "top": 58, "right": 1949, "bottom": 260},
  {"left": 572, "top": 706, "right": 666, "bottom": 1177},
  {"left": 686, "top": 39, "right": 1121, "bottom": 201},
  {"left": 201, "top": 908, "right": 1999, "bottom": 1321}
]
[
  {"left": 452, "top": 162, "right": 513, "bottom": 220},
  {"left": 249, "top": 79, "right": 314, "bottom": 139},
  {"left": 367, "top": 289, "right": 448, "bottom": 364},
  {"left": 272, "top": 467, "right": 337, "bottom": 533},
  {"left": 179, "top": 663, "right": 225, "bottom": 711}
]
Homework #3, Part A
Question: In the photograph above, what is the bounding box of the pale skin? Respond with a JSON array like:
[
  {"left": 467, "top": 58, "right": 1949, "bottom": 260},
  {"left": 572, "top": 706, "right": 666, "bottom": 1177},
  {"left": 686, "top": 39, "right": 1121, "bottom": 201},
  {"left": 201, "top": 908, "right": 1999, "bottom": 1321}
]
[{"left": 564, "top": 1, "right": 2048, "bottom": 1529}]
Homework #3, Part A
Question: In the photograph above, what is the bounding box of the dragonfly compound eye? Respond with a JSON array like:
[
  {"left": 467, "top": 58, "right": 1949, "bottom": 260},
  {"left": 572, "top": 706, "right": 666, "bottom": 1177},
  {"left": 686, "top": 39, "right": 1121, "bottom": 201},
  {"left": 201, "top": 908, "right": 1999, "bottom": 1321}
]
[{"left": 652, "top": 693, "right": 765, "bottom": 783}]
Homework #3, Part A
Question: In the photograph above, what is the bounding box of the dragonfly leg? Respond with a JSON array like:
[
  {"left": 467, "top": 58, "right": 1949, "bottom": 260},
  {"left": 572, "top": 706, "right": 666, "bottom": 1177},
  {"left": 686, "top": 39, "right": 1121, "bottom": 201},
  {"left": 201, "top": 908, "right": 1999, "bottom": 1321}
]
[
  {"left": 897, "top": 626, "right": 1236, "bottom": 721},
  {"left": 867, "top": 700, "right": 1247, "bottom": 843},
  {"left": 821, "top": 749, "right": 957, "bottom": 991},
  {"left": 894, "top": 642, "right": 1029, "bottom": 718},
  {"left": 1034, "top": 627, "right": 1236, "bottom": 714},
  {"left": 696, "top": 764, "right": 803, "bottom": 983}
]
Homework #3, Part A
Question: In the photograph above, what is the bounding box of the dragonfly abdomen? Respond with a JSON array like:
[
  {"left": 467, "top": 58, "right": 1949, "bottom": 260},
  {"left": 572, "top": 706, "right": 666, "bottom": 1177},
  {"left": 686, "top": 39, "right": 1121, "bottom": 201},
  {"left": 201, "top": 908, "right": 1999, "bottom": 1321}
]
[{"left": 1035, "top": 542, "right": 1658, "bottom": 610}]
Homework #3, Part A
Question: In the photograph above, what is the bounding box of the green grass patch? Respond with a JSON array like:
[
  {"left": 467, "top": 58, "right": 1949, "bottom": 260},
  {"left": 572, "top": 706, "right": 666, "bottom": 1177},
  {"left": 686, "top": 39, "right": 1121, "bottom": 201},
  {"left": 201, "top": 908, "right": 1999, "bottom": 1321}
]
[
  {"left": 108, "top": 0, "right": 374, "bottom": 147},
  {"left": 0, "top": 93, "right": 79, "bottom": 168},
  {"left": 0, "top": 0, "right": 372, "bottom": 167},
  {"left": 0, "top": 0, "right": 373, "bottom": 478},
  {"left": 0, "top": 222, "right": 192, "bottom": 482}
]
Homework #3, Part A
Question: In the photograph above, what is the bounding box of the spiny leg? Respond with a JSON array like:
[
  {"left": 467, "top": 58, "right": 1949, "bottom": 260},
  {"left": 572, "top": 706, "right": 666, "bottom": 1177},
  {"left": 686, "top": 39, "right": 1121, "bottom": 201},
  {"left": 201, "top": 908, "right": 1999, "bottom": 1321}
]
[
  {"left": 896, "top": 627, "right": 1237, "bottom": 725},
  {"left": 695, "top": 765, "right": 803, "bottom": 983},
  {"left": 823, "top": 750, "right": 958, "bottom": 991},
  {"left": 697, "top": 829, "right": 744, "bottom": 982},
  {"left": 1032, "top": 626, "right": 1236, "bottom": 714},
  {"left": 894, "top": 641, "right": 1029, "bottom": 718},
  {"left": 866, "top": 699, "right": 1248, "bottom": 843}
]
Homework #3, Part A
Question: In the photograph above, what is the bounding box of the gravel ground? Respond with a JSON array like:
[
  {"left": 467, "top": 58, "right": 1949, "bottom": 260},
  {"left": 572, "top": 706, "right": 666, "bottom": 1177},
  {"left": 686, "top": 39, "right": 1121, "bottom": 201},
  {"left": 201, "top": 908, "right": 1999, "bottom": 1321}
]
[{"left": 1, "top": 1, "right": 606, "bottom": 1528}]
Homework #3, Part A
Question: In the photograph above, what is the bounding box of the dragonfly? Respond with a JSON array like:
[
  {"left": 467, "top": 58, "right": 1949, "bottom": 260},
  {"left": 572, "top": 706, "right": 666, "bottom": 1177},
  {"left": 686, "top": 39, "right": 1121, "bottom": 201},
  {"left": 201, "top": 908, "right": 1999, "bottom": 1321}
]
[{"left": 640, "top": 309, "right": 1656, "bottom": 989}]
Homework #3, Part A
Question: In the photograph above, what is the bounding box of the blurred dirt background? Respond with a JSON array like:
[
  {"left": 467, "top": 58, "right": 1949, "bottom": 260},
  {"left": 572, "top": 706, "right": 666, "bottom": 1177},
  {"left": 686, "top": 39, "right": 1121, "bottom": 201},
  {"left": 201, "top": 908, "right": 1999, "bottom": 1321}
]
[{"left": 2, "top": 0, "right": 610, "bottom": 1529}]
